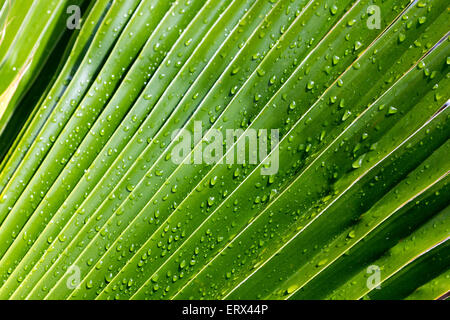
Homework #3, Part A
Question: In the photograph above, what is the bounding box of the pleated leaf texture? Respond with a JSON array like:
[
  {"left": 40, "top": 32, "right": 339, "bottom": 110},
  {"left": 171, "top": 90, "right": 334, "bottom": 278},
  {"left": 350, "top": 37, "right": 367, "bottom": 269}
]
[{"left": 0, "top": 0, "right": 449, "bottom": 300}]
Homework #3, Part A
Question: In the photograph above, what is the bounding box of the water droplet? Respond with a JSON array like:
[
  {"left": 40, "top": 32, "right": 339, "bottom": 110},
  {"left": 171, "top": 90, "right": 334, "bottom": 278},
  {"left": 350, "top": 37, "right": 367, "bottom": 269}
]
[
  {"left": 387, "top": 106, "right": 398, "bottom": 115},
  {"left": 330, "top": 5, "right": 338, "bottom": 15}
]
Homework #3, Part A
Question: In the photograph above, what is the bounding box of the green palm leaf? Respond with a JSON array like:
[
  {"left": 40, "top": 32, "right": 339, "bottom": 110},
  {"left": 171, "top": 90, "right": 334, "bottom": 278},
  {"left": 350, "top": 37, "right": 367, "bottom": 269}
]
[{"left": 0, "top": 0, "right": 448, "bottom": 300}]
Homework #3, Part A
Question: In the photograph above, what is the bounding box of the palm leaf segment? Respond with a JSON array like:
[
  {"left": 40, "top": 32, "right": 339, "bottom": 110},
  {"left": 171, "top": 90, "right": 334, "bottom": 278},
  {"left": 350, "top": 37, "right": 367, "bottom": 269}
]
[{"left": 0, "top": 0, "right": 448, "bottom": 300}]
